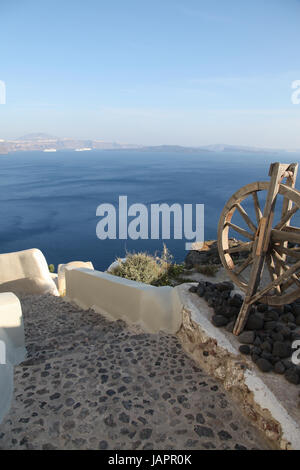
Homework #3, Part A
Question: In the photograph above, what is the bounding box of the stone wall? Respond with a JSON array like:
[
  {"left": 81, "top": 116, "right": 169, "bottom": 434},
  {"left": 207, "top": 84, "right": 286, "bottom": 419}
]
[{"left": 176, "top": 284, "right": 300, "bottom": 450}]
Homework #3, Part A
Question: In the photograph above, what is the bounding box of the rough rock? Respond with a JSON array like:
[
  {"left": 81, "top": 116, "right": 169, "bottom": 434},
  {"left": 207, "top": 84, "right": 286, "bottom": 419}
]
[
  {"left": 256, "top": 358, "right": 273, "bottom": 373},
  {"left": 285, "top": 367, "right": 300, "bottom": 385},
  {"left": 212, "top": 315, "right": 229, "bottom": 327},
  {"left": 184, "top": 239, "right": 247, "bottom": 269},
  {"left": 238, "top": 331, "right": 255, "bottom": 345},
  {"left": 239, "top": 345, "right": 251, "bottom": 355},
  {"left": 274, "top": 362, "right": 285, "bottom": 375},
  {"left": 272, "top": 342, "right": 291, "bottom": 359},
  {"left": 245, "top": 313, "right": 264, "bottom": 331}
]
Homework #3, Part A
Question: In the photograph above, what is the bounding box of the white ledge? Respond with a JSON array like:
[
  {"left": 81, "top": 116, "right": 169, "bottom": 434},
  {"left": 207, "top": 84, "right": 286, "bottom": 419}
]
[{"left": 65, "top": 268, "right": 183, "bottom": 334}]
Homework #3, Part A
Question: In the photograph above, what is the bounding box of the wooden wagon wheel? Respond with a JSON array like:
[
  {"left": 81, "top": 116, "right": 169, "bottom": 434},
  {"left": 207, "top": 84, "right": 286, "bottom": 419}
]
[{"left": 217, "top": 162, "right": 300, "bottom": 335}]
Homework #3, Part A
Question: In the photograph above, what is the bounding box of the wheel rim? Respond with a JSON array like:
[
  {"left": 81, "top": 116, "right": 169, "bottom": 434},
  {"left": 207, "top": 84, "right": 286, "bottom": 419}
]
[{"left": 218, "top": 181, "right": 300, "bottom": 305}]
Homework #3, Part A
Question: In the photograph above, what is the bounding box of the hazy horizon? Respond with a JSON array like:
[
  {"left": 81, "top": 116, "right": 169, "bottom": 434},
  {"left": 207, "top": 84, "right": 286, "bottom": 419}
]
[
  {"left": 1, "top": 0, "right": 300, "bottom": 149},
  {"left": 2, "top": 132, "right": 300, "bottom": 152}
]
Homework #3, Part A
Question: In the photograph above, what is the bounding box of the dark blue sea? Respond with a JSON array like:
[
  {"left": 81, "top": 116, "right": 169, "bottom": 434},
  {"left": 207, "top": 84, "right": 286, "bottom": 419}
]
[{"left": 0, "top": 150, "right": 299, "bottom": 271}]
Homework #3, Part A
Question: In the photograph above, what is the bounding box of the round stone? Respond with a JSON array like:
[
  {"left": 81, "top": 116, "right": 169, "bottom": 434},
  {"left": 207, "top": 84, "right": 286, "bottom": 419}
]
[
  {"left": 229, "top": 294, "right": 243, "bottom": 308},
  {"left": 272, "top": 341, "right": 291, "bottom": 359},
  {"left": 189, "top": 285, "right": 198, "bottom": 294},
  {"left": 281, "top": 313, "right": 295, "bottom": 324},
  {"left": 264, "top": 321, "right": 277, "bottom": 332},
  {"left": 257, "top": 304, "right": 268, "bottom": 313},
  {"left": 194, "top": 425, "right": 214, "bottom": 438},
  {"left": 140, "top": 428, "right": 152, "bottom": 440},
  {"left": 261, "top": 351, "right": 273, "bottom": 362},
  {"left": 98, "top": 440, "right": 108, "bottom": 449},
  {"left": 261, "top": 341, "right": 272, "bottom": 352},
  {"left": 256, "top": 358, "right": 272, "bottom": 372},
  {"left": 239, "top": 345, "right": 250, "bottom": 355},
  {"left": 245, "top": 313, "right": 264, "bottom": 331},
  {"left": 285, "top": 367, "right": 300, "bottom": 385},
  {"left": 266, "top": 310, "right": 279, "bottom": 321},
  {"left": 217, "top": 282, "right": 234, "bottom": 292},
  {"left": 196, "top": 413, "right": 205, "bottom": 424},
  {"left": 282, "top": 359, "right": 293, "bottom": 369},
  {"left": 218, "top": 430, "right": 232, "bottom": 441},
  {"left": 292, "top": 305, "right": 300, "bottom": 316},
  {"left": 274, "top": 361, "right": 285, "bottom": 374},
  {"left": 225, "top": 321, "right": 235, "bottom": 333},
  {"left": 197, "top": 285, "right": 205, "bottom": 297},
  {"left": 238, "top": 331, "right": 255, "bottom": 345},
  {"left": 212, "top": 315, "right": 229, "bottom": 327}
]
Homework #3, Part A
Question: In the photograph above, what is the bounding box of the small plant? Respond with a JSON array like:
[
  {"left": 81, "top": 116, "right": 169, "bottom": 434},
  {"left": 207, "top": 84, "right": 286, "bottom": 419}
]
[
  {"left": 111, "top": 251, "right": 168, "bottom": 285},
  {"left": 153, "top": 262, "right": 187, "bottom": 286},
  {"left": 196, "top": 264, "right": 219, "bottom": 277},
  {"left": 48, "top": 264, "right": 55, "bottom": 273},
  {"left": 110, "top": 245, "right": 192, "bottom": 286}
]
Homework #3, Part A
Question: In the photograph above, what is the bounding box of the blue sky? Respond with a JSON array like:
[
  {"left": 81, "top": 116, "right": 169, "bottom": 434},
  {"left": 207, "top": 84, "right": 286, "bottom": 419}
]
[{"left": 0, "top": 0, "right": 300, "bottom": 147}]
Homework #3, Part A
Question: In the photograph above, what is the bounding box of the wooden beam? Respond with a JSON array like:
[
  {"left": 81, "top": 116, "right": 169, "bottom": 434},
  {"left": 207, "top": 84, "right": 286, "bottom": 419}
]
[
  {"left": 233, "top": 163, "right": 290, "bottom": 335},
  {"left": 271, "top": 228, "right": 300, "bottom": 245}
]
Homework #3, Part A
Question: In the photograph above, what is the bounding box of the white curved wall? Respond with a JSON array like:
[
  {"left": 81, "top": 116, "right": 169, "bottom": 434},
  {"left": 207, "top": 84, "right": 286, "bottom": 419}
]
[
  {"left": 65, "top": 268, "right": 183, "bottom": 334},
  {"left": 57, "top": 261, "right": 94, "bottom": 295},
  {"left": 0, "top": 292, "right": 26, "bottom": 423},
  {"left": 0, "top": 248, "right": 58, "bottom": 296}
]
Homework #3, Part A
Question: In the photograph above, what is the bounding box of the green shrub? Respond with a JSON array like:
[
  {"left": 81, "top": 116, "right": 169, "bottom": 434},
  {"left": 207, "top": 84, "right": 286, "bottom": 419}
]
[
  {"left": 48, "top": 264, "right": 55, "bottom": 273},
  {"left": 111, "top": 251, "right": 168, "bottom": 285},
  {"left": 110, "top": 246, "right": 194, "bottom": 286}
]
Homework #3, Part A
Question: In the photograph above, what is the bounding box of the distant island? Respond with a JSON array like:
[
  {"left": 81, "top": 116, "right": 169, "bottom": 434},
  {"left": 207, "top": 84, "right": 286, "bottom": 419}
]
[
  {"left": 0, "top": 133, "right": 140, "bottom": 154},
  {"left": 0, "top": 133, "right": 299, "bottom": 155}
]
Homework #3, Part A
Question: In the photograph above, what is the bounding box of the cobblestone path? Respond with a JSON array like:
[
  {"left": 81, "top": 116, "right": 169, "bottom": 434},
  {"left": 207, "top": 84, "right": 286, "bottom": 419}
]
[{"left": 0, "top": 294, "right": 270, "bottom": 450}]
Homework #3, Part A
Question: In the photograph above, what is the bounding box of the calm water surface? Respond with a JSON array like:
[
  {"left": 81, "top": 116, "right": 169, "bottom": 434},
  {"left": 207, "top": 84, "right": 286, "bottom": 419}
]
[{"left": 0, "top": 150, "right": 299, "bottom": 270}]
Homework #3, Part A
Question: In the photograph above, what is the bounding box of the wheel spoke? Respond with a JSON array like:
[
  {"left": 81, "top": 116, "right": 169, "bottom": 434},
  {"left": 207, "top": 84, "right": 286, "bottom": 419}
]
[
  {"left": 252, "top": 191, "right": 263, "bottom": 225},
  {"left": 250, "top": 259, "right": 300, "bottom": 304},
  {"left": 266, "top": 254, "right": 281, "bottom": 295},
  {"left": 235, "top": 203, "right": 257, "bottom": 233},
  {"left": 234, "top": 254, "right": 253, "bottom": 275},
  {"left": 273, "top": 244, "right": 300, "bottom": 260},
  {"left": 274, "top": 204, "right": 299, "bottom": 230},
  {"left": 281, "top": 277, "right": 297, "bottom": 292},
  {"left": 272, "top": 249, "right": 300, "bottom": 288},
  {"left": 226, "top": 222, "right": 254, "bottom": 241}
]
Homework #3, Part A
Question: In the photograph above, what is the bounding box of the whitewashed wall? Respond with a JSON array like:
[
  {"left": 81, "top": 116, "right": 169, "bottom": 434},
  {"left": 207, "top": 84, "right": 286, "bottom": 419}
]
[
  {"left": 0, "top": 248, "right": 58, "bottom": 296},
  {"left": 65, "top": 268, "right": 183, "bottom": 334},
  {"left": 0, "top": 293, "right": 26, "bottom": 423}
]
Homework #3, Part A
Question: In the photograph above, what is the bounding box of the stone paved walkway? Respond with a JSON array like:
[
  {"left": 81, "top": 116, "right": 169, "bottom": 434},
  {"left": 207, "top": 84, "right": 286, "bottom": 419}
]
[{"left": 0, "top": 294, "right": 270, "bottom": 450}]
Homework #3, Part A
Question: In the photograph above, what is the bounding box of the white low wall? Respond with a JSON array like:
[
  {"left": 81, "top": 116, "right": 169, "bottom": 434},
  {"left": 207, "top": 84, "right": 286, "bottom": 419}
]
[
  {"left": 0, "top": 248, "right": 58, "bottom": 296},
  {"left": 57, "top": 261, "right": 94, "bottom": 295},
  {"left": 0, "top": 292, "right": 26, "bottom": 423},
  {"left": 65, "top": 268, "right": 183, "bottom": 334}
]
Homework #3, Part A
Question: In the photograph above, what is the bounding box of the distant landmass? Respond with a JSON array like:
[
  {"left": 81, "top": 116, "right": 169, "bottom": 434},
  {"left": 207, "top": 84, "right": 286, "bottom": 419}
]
[
  {"left": 0, "top": 133, "right": 299, "bottom": 155},
  {"left": 0, "top": 133, "right": 140, "bottom": 154}
]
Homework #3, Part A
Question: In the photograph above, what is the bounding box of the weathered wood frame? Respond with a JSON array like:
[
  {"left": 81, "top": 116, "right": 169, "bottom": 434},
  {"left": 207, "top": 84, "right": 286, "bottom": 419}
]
[{"left": 217, "top": 162, "right": 300, "bottom": 335}]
